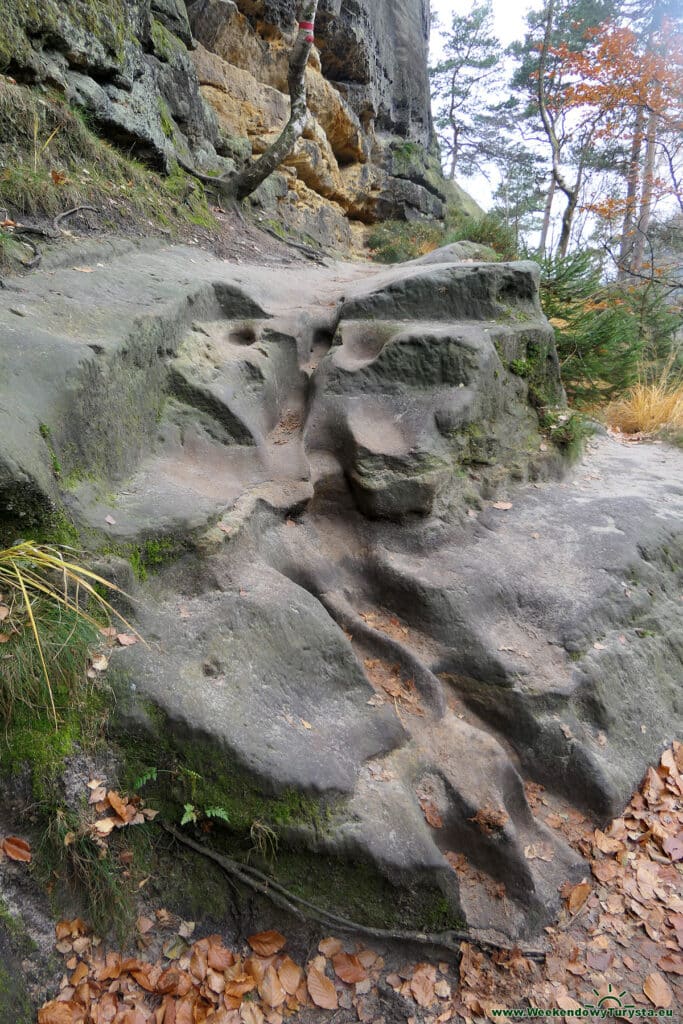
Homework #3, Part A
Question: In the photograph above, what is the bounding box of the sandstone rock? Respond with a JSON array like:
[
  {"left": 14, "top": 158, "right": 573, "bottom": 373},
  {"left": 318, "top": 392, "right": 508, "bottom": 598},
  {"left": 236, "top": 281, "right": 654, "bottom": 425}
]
[{"left": 2, "top": 245, "right": 680, "bottom": 943}]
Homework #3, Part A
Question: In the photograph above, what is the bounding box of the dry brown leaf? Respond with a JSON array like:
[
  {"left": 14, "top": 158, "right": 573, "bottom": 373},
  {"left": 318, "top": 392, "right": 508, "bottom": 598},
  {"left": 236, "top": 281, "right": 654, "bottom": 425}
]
[
  {"left": 1, "top": 835, "right": 32, "bottom": 862},
  {"left": 240, "top": 1004, "right": 265, "bottom": 1024},
  {"left": 259, "top": 965, "right": 286, "bottom": 1007},
  {"left": 410, "top": 964, "right": 437, "bottom": 1008},
  {"left": 643, "top": 972, "right": 673, "bottom": 1008},
  {"left": 567, "top": 881, "right": 591, "bottom": 913},
  {"left": 93, "top": 817, "right": 118, "bottom": 837},
  {"left": 306, "top": 966, "right": 338, "bottom": 1010},
  {"left": 107, "top": 790, "right": 128, "bottom": 820},
  {"left": 277, "top": 956, "right": 302, "bottom": 995},
  {"left": 594, "top": 829, "right": 624, "bottom": 855},
  {"left": 117, "top": 633, "right": 139, "bottom": 646},
  {"left": 247, "top": 931, "right": 286, "bottom": 957},
  {"left": 318, "top": 936, "right": 343, "bottom": 957},
  {"left": 38, "top": 1001, "right": 81, "bottom": 1024},
  {"left": 556, "top": 995, "right": 582, "bottom": 1012},
  {"left": 207, "top": 940, "right": 234, "bottom": 972},
  {"left": 332, "top": 952, "right": 368, "bottom": 984},
  {"left": 419, "top": 797, "right": 443, "bottom": 829},
  {"left": 663, "top": 832, "right": 683, "bottom": 861},
  {"left": 658, "top": 954, "right": 683, "bottom": 975},
  {"left": 492, "top": 501, "right": 513, "bottom": 510}
]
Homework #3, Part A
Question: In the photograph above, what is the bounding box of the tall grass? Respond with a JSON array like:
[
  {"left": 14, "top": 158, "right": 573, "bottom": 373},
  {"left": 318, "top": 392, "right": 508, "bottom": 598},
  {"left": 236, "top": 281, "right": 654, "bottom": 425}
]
[{"left": 0, "top": 543, "right": 136, "bottom": 726}]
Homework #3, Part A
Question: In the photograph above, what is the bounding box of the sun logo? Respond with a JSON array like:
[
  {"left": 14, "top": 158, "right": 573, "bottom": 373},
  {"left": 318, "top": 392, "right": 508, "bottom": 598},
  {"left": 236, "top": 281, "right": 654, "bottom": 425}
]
[{"left": 591, "top": 985, "right": 629, "bottom": 1009}]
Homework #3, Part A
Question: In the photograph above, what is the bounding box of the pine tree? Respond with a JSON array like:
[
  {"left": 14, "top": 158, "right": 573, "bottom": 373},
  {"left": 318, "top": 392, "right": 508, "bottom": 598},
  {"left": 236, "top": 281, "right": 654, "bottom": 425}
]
[{"left": 430, "top": 1, "right": 504, "bottom": 180}]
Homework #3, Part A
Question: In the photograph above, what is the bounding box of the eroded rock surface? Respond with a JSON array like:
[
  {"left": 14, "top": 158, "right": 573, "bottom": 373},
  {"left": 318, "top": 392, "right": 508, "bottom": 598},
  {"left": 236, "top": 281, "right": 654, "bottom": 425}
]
[
  {"left": 1, "top": 243, "right": 681, "bottom": 946},
  {"left": 3, "top": 0, "right": 471, "bottom": 249}
]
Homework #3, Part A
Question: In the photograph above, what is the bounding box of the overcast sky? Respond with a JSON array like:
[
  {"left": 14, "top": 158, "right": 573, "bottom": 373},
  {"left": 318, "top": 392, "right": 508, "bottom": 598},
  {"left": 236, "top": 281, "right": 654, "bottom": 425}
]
[{"left": 430, "top": 0, "right": 534, "bottom": 47}]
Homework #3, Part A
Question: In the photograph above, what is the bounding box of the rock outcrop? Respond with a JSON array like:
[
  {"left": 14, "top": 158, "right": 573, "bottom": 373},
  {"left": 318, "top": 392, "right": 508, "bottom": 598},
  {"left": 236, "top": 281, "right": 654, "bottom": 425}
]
[
  {"left": 1, "top": 243, "right": 681, "bottom": 948},
  {"left": 2, "top": 0, "right": 466, "bottom": 248}
]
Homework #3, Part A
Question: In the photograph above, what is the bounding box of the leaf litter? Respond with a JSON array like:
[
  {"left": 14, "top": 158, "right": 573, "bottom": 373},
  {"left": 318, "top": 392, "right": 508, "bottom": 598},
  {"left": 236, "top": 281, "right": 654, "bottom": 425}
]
[{"left": 37, "top": 744, "right": 682, "bottom": 1023}]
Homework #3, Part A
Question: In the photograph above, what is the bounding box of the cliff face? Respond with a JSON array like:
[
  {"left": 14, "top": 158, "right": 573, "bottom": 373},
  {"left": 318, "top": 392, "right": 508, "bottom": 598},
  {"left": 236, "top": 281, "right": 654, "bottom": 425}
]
[{"left": 1, "top": 0, "right": 453, "bottom": 248}]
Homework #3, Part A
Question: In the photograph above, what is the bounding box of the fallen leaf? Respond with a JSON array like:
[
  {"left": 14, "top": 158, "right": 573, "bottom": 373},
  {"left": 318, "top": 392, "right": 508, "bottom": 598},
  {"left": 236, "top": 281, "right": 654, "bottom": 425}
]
[
  {"left": 107, "top": 790, "right": 128, "bottom": 820},
  {"left": 2, "top": 835, "right": 32, "bottom": 862},
  {"left": 93, "top": 817, "right": 118, "bottom": 837},
  {"left": 307, "top": 966, "right": 338, "bottom": 1009},
  {"left": 259, "top": 965, "right": 286, "bottom": 1007},
  {"left": 38, "top": 1001, "right": 81, "bottom": 1024},
  {"left": 72, "top": 266, "right": 95, "bottom": 273},
  {"left": 105, "top": 514, "right": 116, "bottom": 525},
  {"left": 117, "top": 633, "right": 138, "bottom": 646},
  {"left": 51, "top": 169, "right": 67, "bottom": 184},
  {"left": 491, "top": 501, "right": 513, "bottom": 510},
  {"left": 277, "top": 956, "right": 302, "bottom": 995},
  {"left": 567, "top": 881, "right": 591, "bottom": 913},
  {"left": 332, "top": 952, "right": 367, "bottom": 984},
  {"left": 247, "top": 931, "right": 286, "bottom": 957},
  {"left": 240, "top": 1005, "right": 264, "bottom": 1024},
  {"left": 410, "top": 964, "right": 437, "bottom": 1007},
  {"left": 557, "top": 995, "right": 582, "bottom": 1012},
  {"left": 663, "top": 832, "right": 683, "bottom": 861},
  {"left": 419, "top": 797, "right": 443, "bottom": 829},
  {"left": 658, "top": 954, "right": 683, "bottom": 975},
  {"left": 643, "top": 972, "right": 672, "bottom": 1008}
]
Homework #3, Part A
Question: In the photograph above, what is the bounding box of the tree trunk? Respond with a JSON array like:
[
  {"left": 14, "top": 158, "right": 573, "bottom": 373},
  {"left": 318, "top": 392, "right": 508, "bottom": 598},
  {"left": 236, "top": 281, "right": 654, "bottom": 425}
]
[
  {"left": 228, "top": 0, "right": 319, "bottom": 201},
  {"left": 537, "top": 174, "right": 555, "bottom": 257},
  {"left": 617, "top": 103, "right": 646, "bottom": 277},
  {"left": 629, "top": 103, "right": 659, "bottom": 275}
]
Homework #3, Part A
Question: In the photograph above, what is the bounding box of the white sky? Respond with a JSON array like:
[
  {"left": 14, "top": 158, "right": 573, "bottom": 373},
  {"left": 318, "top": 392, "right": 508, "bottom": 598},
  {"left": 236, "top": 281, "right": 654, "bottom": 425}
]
[
  {"left": 430, "top": 0, "right": 534, "bottom": 48},
  {"left": 429, "top": 0, "right": 540, "bottom": 207}
]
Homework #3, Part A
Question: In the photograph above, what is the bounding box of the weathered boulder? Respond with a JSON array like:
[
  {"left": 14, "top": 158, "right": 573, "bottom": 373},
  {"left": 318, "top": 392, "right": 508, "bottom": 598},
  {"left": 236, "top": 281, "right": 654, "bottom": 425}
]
[
  {"left": 304, "top": 262, "right": 562, "bottom": 518},
  {"left": 1, "top": 244, "right": 681, "bottom": 946}
]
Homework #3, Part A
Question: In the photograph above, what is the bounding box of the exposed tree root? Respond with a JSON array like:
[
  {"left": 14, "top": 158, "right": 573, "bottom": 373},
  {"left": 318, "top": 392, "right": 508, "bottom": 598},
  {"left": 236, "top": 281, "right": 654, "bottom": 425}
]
[
  {"left": 259, "top": 224, "right": 327, "bottom": 263},
  {"left": 162, "top": 822, "right": 547, "bottom": 962},
  {"left": 53, "top": 205, "right": 99, "bottom": 232}
]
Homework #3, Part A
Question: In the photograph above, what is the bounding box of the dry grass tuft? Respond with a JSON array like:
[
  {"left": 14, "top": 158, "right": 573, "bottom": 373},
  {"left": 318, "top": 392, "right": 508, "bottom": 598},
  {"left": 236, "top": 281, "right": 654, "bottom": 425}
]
[{"left": 605, "top": 377, "right": 683, "bottom": 436}]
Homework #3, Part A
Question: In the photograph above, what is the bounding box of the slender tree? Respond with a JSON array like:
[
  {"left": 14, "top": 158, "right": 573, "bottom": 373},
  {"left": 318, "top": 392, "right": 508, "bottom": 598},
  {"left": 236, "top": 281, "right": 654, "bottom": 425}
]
[{"left": 430, "top": 2, "right": 504, "bottom": 179}]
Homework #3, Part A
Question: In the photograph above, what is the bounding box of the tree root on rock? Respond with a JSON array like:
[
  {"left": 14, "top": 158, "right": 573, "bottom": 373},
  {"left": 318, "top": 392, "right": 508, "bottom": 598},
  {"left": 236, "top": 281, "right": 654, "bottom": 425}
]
[
  {"left": 161, "top": 822, "right": 547, "bottom": 962},
  {"left": 7, "top": 206, "right": 100, "bottom": 271},
  {"left": 53, "top": 205, "right": 99, "bottom": 233}
]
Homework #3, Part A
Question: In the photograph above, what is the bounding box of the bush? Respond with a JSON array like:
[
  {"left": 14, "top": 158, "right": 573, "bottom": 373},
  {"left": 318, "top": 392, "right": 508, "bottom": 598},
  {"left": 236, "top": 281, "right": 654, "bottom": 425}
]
[
  {"left": 538, "top": 252, "right": 644, "bottom": 405},
  {"left": 444, "top": 211, "right": 518, "bottom": 261},
  {"left": 366, "top": 220, "right": 444, "bottom": 263},
  {"left": 366, "top": 211, "right": 517, "bottom": 265}
]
